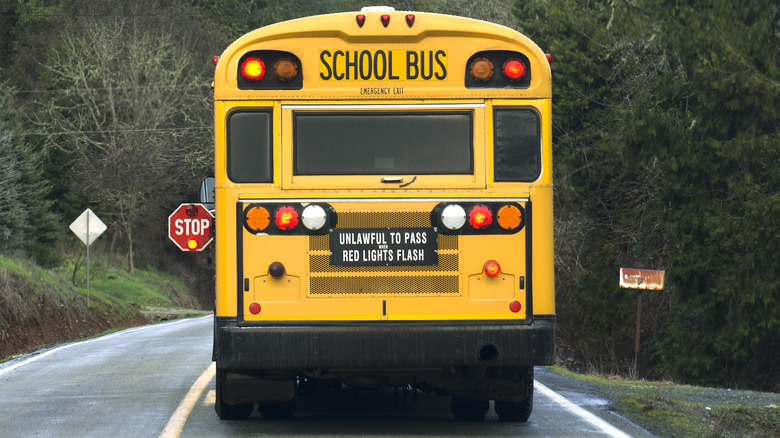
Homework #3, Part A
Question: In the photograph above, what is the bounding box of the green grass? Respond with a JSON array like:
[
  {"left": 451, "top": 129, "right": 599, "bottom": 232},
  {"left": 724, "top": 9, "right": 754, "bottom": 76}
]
[
  {"left": 548, "top": 366, "right": 780, "bottom": 437},
  {"left": 66, "top": 261, "right": 188, "bottom": 309},
  {"left": 0, "top": 255, "right": 75, "bottom": 296}
]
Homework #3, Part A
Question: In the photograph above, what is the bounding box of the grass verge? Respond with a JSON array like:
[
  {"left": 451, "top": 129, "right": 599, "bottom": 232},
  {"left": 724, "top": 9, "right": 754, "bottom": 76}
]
[{"left": 550, "top": 366, "right": 780, "bottom": 437}]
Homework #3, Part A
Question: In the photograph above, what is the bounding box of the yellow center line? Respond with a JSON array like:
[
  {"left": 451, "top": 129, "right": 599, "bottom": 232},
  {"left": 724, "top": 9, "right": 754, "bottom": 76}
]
[{"left": 159, "top": 362, "right": 216, "bottom": 438}]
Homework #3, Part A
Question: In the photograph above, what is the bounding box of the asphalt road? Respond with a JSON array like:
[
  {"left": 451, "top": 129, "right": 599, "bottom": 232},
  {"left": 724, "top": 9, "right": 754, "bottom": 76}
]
[{"left": 0, "top": 316, "right": 654, "bottom": 437}]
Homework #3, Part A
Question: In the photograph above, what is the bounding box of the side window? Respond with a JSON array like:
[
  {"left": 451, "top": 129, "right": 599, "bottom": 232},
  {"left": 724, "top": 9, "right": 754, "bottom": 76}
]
[
  {"left": 227, "top": 110, "right": 272, "bottom": 183},
  {"left": 494, "top": 108, "right": 541, "bottom": 182}
]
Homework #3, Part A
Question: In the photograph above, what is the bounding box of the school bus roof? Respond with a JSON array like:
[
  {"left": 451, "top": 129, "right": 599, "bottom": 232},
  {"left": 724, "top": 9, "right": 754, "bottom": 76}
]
[{"left": 213, "top": 10, "right": 551, "bottom": 100}]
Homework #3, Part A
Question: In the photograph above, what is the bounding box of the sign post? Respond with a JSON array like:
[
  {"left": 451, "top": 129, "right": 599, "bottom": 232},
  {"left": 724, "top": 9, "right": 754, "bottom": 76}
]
[
  {"left": 619, "top": 268, "right": 665, "bottom": 368},
  {"left": 69, "top": 208, "right": 107, "bottom": 307},
  {"left": 168, "top": 204, "right": 214, "bottom": 251}
]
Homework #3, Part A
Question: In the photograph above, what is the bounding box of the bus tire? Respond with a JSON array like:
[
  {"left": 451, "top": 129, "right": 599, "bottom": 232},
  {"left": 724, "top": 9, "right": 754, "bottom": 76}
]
[
  {"left": 494, "top": 367, "right": 534, "bottom": 422},
  {"left": 258, "top": 401, "right": 296, "bottom": 420},
  {"left": 215, "top": 368, "right": 254, "bottom": 420},
  {"left": 450, "top": 397, "right": 489, "bottom": 421}
]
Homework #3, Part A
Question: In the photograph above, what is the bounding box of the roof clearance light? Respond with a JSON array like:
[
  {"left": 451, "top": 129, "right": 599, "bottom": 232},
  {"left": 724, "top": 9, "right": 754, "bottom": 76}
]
[
  {"left": 275, "top": 206, "right": 299, "bottom": 231},
  {"left": 212, "top": 55, "right": 219, "bottom": 65},
  {"left": 302, "top": 204, "right": 327, "bottom": 231},
  {"left": 405, "top": 14, "right": 415, "bottom": 27},
  {"left": 381, "top": 14, "right": 390, "bottom": 27},
  {"left": 241, "top": 57, "right": 265, "bottom": 81},
  {"left": 246, "top": 206, "right": 270, "bottom": 232},
  {"left": 484, "top": 260, "right": 501, "bottom": 277},
  {"left": 441, "top": 204, "right": 467, "bottom": 231},
  {"left": 273, "top": 57, "right": 298, "bottom": 82},
  {"left": 469, "top": 58, "right": 494, "bottom": 82},
  {"left": 468, "top": 205, "right": 493, "bottom": 230},
  {"left": 356, "top": 14, "right": 366, "bottom": 27},
  {"left": 502, "top": 58, "right": 526, "bottom": 81},
  {"left": 497, "top": 205, "right": 522, "bottom": 230}
]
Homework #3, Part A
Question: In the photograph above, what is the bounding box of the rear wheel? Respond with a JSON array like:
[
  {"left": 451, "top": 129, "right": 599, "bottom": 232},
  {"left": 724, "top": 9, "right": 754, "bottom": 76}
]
[
  {"left": 450, "top": 397, "right": 489, "bottom": 421},
  {"left": 215, "top": 368, "right": 254, "bottom": 420},
  {"left": 494, "top": 367, "right": 534, "bottom": 422},
  {"left": 258, "top": 401, "right": 296, "bottom": 420}
]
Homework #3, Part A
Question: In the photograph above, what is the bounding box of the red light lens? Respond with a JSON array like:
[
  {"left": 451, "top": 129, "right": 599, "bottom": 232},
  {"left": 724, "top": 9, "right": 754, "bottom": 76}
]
[
  {"left": 381, "top": 14, "right": 390, "bottom": 27},
  {"left": 249, "top": 302, "right": 262, "bottom": 314},
  {"left": 275, "top": 206, "right": 299, "bottom": 230},
  {"left": 509, "top": 301, "right": 522, "bottom": 313},
  {"left": 405, "top": 14, "right": 415, "bottom": 27},
  {"left": 241, "top": 57, "right": 265, "bottom": 81},
  {"left": 468, "top": 205, "right": 493, "bottom": 229},
  {"left": 356, "top": 14, "right": 366, "bottom": 27},
  {"left": 502, "top": 59, "right": 526, "bottom": 81},
  {"left": 484, "top": 260, "right": 501, "bottom": 277}
]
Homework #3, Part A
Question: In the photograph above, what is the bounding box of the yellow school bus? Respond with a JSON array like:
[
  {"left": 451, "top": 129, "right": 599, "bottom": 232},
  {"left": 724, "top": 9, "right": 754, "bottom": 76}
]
[{"left": 211, "top": 7, "right": 554, "bottom": 422}]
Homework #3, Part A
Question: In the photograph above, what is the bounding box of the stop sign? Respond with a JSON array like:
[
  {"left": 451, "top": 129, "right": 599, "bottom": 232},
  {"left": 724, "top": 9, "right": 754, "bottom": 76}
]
[{"left": 168, "top": 203, "right": 214, "bottom": 251}]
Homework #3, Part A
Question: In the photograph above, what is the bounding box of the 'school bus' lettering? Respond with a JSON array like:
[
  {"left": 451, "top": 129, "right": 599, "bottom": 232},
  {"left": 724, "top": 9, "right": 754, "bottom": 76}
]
[
  {"left": 211, "top": 8, "right": 554, "bottom": 423},
  {"left": 319, "top": 49, "right": 447, "bottom": 81}
]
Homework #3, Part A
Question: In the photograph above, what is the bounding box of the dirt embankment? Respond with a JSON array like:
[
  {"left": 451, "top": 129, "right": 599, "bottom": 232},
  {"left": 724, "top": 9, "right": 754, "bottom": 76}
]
[{"left": 0, "top": 268, "right": 147, "bottom": 361}]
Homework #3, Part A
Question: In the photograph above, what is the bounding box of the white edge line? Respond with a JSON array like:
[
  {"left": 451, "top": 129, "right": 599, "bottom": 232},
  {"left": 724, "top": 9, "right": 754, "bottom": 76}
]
[
  {"left": 535, "top": 380, "right": 632, "bottom": 438},
  {"left": 0, "top": 315, "right": 210, "bottom": 378}
]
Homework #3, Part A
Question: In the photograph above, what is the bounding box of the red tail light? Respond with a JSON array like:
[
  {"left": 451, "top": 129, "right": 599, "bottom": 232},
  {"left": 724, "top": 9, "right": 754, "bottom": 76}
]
[
  {"left": 241, "top": 57, "right": 265, "bottom": 81},
  {"left": 275, "top": 206, "right": 299, "bottom": 230},
  {"left": 468, "top": 205, "right": 493, "bottom": 229}
]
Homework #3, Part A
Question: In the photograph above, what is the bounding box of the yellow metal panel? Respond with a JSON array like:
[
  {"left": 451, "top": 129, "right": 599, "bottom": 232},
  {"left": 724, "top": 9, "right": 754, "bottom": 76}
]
[{"left": 213, "top": 11, "right": 551, "bottom": 100}]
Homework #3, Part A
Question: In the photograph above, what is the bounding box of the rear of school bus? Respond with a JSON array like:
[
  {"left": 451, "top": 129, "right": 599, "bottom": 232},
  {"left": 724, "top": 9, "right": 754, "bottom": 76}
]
[{"left": 211, "top": 8, "right": 555, "bottom": 421}]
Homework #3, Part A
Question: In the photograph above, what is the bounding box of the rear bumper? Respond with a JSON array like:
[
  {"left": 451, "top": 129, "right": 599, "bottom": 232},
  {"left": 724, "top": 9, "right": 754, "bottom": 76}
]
[{"left": 215, "top": 316, "right": 555, "bottom": 370}]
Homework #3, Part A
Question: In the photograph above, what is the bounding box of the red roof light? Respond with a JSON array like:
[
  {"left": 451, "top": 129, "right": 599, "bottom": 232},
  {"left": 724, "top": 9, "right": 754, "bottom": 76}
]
[
  {"left": 502, "top": 59, "right": 526, "bottom": 81},
  {"left": 241, "top": 57, "right": 265, "bottom": 81}
]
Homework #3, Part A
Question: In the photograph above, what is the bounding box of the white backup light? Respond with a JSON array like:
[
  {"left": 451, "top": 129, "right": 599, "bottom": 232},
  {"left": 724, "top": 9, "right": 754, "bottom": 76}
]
[
  {"left": 302, "top": 204, "right": 327, "bottom": 230},
  {"left": 441, "top": 204, "right": 467, "bottom": 230}
]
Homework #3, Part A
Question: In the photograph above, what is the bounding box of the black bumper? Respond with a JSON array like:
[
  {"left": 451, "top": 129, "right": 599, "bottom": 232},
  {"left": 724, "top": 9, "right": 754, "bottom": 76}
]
[{"left": 215, "top": 317, "right": 555, "bottom": 370}]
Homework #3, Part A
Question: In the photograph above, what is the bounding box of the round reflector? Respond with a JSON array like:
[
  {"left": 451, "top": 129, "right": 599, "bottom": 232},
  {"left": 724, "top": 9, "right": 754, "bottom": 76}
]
[
  {"left": 468, "top": 57, "right": 494, "bottom": 82},
  {"left": 273, "top": 57, "right": 298, "bottom": 82},
  {"left": 497, "top": 205, "right": 522, "bottom": 230},
  {"left": 275, "top": 206, "right": 299, "bottom": 230},
  {"left": 302, "top": 204, "right": 327, "bottom": 231},
  {"left": 246, "top": 206, "right": 270, "bottom": 232},
  {"left": 484, "top": 260, "right": 500, "bottom": 277},
  {"left": 241, "top": 57, "right": 265, "bottom": 81},
  {"left": 509, "top": 301, "right": 522, "bottom": 313},
  {"left": 468, "top": 205, "right": 493, "bottom": 229},
  {"left": 441, "top": 204, "right": 467, "bottom": 231},
  {"left": 249, "top": 302, "right": 262, "bottom": 314},
  {"left": 502, "top": 58, "right": 526, "bottom": 81}
]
